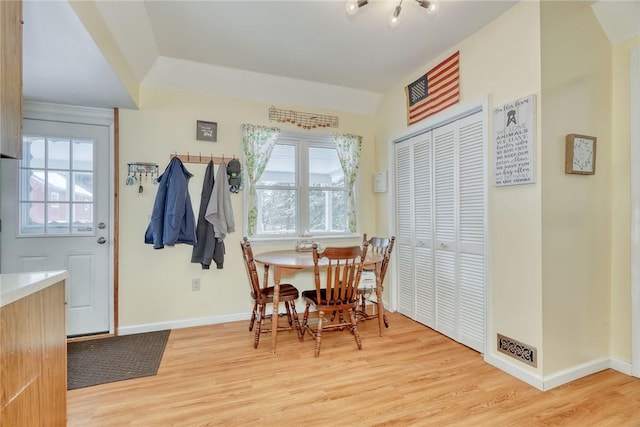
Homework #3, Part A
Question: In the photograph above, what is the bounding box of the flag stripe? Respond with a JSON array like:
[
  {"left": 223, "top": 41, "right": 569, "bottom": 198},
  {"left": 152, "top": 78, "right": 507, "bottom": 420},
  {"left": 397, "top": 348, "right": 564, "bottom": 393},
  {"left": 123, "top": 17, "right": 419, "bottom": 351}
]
[{"left": 407, "top": 51, "right": 460, "bottom": 125}]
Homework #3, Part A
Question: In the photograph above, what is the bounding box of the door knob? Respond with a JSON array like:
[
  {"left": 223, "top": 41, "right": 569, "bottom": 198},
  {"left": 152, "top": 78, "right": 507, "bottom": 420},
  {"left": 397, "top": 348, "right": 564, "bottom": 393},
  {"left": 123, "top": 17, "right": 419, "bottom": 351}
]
[{"left": 97, "top": 237, "right": 107, "bottom": 244}]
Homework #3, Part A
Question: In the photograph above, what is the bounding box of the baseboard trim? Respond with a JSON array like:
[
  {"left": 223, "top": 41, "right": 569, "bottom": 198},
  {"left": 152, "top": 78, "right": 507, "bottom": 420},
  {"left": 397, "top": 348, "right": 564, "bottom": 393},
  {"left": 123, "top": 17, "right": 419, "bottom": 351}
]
[
  {"left": 117, "top": 312, "right": 250, "bottom": 336},
  {"left": 609, "top": 357, "right": 633, "bottom": 376},
  {"left": 542, "top": 357, "right": 610, "bottom": 391},
  {"left": 484, "top": 353, "right": 544, "bottom": 390}
]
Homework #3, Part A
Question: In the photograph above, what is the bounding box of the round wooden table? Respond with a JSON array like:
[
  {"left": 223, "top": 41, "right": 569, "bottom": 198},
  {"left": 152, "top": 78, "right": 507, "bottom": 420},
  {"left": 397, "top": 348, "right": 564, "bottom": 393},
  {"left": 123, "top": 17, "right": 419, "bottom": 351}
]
[{"left": 254, "top": 249, "right": 384, "bottom": 354}]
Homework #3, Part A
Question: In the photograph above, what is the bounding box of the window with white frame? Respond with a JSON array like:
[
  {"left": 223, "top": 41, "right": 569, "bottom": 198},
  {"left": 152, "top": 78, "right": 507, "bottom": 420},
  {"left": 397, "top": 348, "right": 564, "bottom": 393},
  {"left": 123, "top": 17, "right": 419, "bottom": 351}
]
[{"left": 252, "top": 133, "right": 352, "bottom": 238}]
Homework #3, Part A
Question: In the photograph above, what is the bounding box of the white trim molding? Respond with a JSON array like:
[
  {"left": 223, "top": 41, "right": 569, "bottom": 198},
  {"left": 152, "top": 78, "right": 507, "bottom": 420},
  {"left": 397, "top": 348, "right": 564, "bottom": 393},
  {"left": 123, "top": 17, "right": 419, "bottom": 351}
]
[{"left": 630, "top": 46, "right": 640, "bottom": 378}]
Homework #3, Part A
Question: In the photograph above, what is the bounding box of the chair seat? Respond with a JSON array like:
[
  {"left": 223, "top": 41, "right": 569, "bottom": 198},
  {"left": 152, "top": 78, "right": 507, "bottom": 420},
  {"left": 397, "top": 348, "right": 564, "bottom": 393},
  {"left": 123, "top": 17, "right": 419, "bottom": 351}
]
[
  {"left": 302, "top": 289, "right": 355, "bottom": 310},
  {"left": 261, "top": 283, "right": 299, "bottom": 301}
]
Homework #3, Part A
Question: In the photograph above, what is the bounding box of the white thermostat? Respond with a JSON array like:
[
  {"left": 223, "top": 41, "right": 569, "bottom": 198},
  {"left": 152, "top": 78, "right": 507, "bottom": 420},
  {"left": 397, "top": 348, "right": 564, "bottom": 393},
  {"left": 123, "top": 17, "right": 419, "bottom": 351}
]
[{"left": 374, "top": 171, "right": 387, "bottom": 193}]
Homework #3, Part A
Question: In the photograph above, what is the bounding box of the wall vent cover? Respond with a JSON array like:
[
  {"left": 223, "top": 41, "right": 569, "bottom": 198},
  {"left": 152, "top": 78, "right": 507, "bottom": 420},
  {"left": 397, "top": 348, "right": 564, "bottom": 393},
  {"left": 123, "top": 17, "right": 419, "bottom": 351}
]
[{"left": 497, "top": 333, "right": 537, "bottom": 367}]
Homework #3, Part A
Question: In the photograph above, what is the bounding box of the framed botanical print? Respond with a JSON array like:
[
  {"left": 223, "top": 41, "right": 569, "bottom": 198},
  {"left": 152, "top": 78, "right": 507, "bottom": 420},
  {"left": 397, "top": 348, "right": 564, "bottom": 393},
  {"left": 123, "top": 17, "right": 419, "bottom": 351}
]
[{"left": 565, "top": 134, "right": 597, "bottom": 175}]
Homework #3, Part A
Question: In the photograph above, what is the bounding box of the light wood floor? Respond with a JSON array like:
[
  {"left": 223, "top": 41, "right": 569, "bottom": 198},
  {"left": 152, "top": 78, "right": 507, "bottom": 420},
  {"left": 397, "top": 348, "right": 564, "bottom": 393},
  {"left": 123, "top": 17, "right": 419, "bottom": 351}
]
[{"left": 68, "top": 312, "right": 640, "bottom": 426}]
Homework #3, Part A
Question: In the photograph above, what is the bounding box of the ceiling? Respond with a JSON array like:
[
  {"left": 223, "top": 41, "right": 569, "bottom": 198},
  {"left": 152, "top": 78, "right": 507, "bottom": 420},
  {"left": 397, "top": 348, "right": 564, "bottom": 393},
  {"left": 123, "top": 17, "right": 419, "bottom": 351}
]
[{"left": 21, "top": 1, "right": 640, "bottom": 112}]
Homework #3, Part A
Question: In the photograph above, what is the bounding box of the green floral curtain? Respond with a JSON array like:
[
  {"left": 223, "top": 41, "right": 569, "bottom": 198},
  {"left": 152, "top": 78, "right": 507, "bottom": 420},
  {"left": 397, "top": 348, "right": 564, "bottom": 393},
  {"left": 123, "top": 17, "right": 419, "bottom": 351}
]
[
  {"left": 333, "top": 133, "right": 362, "bottom": 233},
  {"left": 241, "top": 124, "right": 280, "bottom": 235}
]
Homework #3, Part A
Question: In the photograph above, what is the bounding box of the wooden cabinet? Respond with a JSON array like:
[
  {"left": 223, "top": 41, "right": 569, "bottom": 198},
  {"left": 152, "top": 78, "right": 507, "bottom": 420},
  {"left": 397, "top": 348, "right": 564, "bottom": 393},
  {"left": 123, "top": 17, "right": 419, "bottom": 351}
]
[
  {"left": 0, "top": 0, "right": 23, "bottom": 159},
  {"left": 0, "top": 279, "right": 67, "bottom": 426}
]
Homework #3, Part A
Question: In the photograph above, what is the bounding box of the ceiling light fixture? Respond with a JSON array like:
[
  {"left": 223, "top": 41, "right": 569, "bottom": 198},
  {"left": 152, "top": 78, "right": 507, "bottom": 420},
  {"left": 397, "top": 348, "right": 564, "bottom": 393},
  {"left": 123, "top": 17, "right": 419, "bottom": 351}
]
[{"left": 346, "top": 0, "right": 439, "bottom": 27}]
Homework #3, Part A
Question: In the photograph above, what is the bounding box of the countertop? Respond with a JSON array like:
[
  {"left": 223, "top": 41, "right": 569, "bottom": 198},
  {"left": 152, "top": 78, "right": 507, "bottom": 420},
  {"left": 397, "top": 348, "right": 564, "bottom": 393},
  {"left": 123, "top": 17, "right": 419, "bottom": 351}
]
[{"left": 0, "top": 270, "right": 68, "bottom": 307}]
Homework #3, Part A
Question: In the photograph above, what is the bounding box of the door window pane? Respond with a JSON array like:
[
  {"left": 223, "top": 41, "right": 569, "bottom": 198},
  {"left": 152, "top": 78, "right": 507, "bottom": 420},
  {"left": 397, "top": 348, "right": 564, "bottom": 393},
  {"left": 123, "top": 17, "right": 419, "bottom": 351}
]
[
  {"left": 47, "top": 138, "right": 70, "bottom": 169},
  {"left": 20, "top": 202, "right": 45, "bottom": 235},
  {"left": 47, "top": 171, "right": 70, "bottom": 202},
  {"left": 22, "top": 137, "right": 45, "bottom": 168},
  {"left": 47, "top": 202, "right": 70, "bottom": 234},
  {"left": 19, "top": 135, "right": 96, "bottom": 236},
  {"left": 72, "top": 139, "right": 94, "bottom": 170},
  {"left": 72, "top": 172, "right": 94, "bottom": 202}
]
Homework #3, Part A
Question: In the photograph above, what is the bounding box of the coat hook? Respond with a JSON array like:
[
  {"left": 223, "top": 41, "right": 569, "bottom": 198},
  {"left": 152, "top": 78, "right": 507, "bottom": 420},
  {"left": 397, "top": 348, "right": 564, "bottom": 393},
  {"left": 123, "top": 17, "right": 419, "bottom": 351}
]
[
  {"left": 199, "top": 152, "right": 202, "bottom": 162},
  {"left": 187, "top": 152, "right": 190, "bottom": 162}
]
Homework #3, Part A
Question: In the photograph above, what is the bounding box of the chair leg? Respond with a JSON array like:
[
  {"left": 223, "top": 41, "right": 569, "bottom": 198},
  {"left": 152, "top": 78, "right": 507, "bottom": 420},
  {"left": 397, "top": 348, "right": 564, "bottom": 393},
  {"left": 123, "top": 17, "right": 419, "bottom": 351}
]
[
  {"left": 349, "top": 309, "right": 363, "bottom": 350},
  {"left": 314, "top": 310, "right": 324, "bottom": 357},
  {"left": 249, "top": 302, "right": 258, "bottom": 331},
  {"left": 301, "top": 303, "right": 311, "bottom": 338},
  {"left": 289, "top": 302, "right": 304, "bottom": 342},
  {"left": 254, "top": 303, "right": 266, "bottom": 349},
  {"left": 284, "top": 301, "right": 293, "bottom": 327}
]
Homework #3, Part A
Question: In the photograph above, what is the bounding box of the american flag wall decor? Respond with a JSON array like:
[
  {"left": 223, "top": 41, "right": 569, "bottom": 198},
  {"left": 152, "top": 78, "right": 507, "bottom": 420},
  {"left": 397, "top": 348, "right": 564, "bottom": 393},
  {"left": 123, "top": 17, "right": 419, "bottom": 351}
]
[{"left": 405, "top": 51, "right": 460, "bottom": 126}]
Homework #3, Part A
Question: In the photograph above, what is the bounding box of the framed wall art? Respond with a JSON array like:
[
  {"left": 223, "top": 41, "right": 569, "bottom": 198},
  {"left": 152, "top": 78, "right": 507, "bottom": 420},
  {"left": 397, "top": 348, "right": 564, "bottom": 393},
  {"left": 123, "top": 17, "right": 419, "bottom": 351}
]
[
  {"left": 565, "top": 134, "right": 597, "bottom": 175},
  {"left": 196, "top": 120, "right": 217, "bottom": 142}
]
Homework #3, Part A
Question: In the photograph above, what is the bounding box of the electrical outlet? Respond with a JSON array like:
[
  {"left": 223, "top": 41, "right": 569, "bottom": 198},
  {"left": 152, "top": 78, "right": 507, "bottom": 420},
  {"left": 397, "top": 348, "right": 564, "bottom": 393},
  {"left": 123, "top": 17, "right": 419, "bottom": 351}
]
[{"left": 191, "top": 278, "right": 201, "bottom": 291}]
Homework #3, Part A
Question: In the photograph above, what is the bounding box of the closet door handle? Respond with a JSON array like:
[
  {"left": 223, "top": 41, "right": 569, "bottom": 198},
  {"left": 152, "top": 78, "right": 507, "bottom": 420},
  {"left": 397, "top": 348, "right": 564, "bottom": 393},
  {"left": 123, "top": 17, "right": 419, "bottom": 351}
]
[{"left": 439, "top": 242, "right": 448, "bottom": 249}]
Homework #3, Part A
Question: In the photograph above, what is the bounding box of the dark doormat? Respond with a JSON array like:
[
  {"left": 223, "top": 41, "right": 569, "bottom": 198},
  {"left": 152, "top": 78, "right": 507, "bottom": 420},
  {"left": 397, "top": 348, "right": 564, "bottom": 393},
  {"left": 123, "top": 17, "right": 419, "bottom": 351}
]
[{"left": 67, "top": 330, "right": 170, "bottom": 390}]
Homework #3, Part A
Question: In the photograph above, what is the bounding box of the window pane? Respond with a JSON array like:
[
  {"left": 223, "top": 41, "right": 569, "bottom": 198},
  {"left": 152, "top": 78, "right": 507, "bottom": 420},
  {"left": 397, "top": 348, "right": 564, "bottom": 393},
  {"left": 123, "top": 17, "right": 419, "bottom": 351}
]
[
  {"left": 20, "top": 202, "right": 45, "bottom": 235},
  {"left": 21, "top": 169, "right": 44, "bottom": 202},
  {"left": 47, "top": 202, "right": 70, "bottom": 234},
  {"left": 47, "top": 171, "right": 70, "bottom": 202},
  {"left": 309, "top": 189, "right": 348, "bottom": 233},
  {"left": 47, "top": 138, "right": 70, "bottom": 170},
  {"left": 72, "top": 139, "right": 94, "bottom": 171},
  {"left": 73, "top": 172, "right": 94, "bottom": 202},
  {"left": 72, "top": 203, "right": 94, "bottom": 234},
  {"left": 309, "top": 146, "right": 344, "bottom": 187},
  {"left": 258, "top": 144, "right": 295, "bottom": 187},
  {"left": 257, "top": 189, "right": 297, "bottom": 234},
  {"left": 22, "top": 136, "right": 45, "bottom": 168}
]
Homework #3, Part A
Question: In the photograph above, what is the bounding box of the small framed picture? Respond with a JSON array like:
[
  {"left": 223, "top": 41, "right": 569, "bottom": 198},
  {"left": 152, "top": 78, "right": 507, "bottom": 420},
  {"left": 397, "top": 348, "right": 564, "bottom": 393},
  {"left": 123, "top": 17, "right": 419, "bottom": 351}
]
[
  {"left": 565, "top": 134, "right": 597, "bottom": 175},
  {"left": 196, "top": 120, "right": 217, "bottom": 142}
]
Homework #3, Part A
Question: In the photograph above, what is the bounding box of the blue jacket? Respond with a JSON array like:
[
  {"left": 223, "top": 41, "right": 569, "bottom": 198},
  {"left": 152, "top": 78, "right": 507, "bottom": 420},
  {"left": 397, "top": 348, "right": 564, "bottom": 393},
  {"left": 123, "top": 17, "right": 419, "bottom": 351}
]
[{"left": 145, "top": 157, "right": 197, "bottom": 249}]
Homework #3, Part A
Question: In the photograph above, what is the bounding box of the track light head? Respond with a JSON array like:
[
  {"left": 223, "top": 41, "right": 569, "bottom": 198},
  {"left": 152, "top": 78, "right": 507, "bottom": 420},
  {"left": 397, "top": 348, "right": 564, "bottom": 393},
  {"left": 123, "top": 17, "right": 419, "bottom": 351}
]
[
  {"left": 415, "top": 0, "right": 439, "bottom": 15},
  {"left": 346, "top": 0, "right": 369, "bottom": 16}
]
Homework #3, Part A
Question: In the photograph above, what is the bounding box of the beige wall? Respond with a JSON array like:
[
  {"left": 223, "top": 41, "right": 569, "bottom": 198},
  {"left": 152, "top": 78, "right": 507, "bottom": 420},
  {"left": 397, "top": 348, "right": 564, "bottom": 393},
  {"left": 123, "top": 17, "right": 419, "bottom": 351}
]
[
  {"left": 118, "top": 86, "right": 375, "bottom": 328},
  {"left": 611, "top": 36, "right": 640, "bottom": 362},
  {"left": 375, "top": 1, "right": 544, "bottom": 375},
  {"left": 540, "top": 1, "right": 613, "bottom": 375}
]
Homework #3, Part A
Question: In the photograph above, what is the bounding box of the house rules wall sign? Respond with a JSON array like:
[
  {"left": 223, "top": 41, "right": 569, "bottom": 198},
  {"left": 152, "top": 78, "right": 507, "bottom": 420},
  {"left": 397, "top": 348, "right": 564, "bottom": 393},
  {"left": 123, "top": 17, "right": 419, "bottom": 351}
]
[
  {"left": 405, "top": 51, "right": 460, "bottom": 126},
  {"left": 493, "top": 94, "right": 536, "bottom": 186}
]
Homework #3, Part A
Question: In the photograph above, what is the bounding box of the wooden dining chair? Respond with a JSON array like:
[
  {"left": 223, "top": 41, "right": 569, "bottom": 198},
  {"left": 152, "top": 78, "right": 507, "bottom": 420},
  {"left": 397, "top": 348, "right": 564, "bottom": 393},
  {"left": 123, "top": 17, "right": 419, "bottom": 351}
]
[
  {"left": 356, "top": 234, "right": 396, "bottom": 330},
  {"left": 301, "top": 242, "right": 369, "bottom": 357},
  {"left": 240, "top": 237, "right": 303, "bottom": 349}
]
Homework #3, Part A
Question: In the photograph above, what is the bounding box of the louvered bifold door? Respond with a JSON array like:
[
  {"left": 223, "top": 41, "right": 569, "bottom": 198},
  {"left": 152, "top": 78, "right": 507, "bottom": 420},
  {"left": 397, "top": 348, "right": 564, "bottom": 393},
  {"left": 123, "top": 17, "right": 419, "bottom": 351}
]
[
  {"left": 457, "top": 112, "right": 485, "bottom": 352},
  {"left": 433, "top": 122, "right": 458, "bottom": 340},
  {"left": 413, "top": 133, "right": 435, "bottom": 329},
  {"left": 395, "top": 140, "right": 415, "bottom": 318}
]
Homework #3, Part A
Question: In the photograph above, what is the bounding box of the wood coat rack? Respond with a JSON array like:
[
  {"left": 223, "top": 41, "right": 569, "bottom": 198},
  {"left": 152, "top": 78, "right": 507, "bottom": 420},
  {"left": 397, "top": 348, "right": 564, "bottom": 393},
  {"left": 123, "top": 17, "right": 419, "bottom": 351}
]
[{"left": 170, "top": 153, "right": 237, "bottom": 165}]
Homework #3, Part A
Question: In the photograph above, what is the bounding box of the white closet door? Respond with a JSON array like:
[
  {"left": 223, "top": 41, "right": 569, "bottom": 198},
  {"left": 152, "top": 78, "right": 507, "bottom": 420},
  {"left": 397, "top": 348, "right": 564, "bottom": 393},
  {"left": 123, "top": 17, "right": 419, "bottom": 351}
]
[
  {"left": 395, "top": 140, "right": 415, "bottom": 317},
  {"left": 457, "top": 112, "right": 485, "bottom": 352},
  {"left": 433, "top": 122, "right": 458, "bottom": 339},
  {"left": 413, "top": 133, "right": 435, "bottom": 328}
]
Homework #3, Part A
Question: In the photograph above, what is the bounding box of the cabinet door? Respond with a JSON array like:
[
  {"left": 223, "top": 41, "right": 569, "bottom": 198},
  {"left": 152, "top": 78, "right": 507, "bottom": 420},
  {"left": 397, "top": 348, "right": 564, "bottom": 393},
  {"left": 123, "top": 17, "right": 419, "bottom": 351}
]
[
  {"left": 395, "top": 140, "right": 415, "bottom": 318},
  {"left": 0, "top": 0, "right": 23, "bottom": 159}
]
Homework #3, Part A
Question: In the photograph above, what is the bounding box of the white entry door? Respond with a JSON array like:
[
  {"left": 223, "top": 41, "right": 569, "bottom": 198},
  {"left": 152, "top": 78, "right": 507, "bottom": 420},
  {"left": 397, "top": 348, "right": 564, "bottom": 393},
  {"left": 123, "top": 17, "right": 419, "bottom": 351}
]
[{"left": 1, "top": 117, "right": 111, "bottom": 337}]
